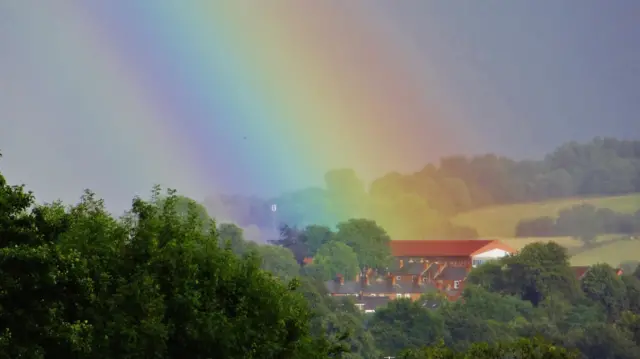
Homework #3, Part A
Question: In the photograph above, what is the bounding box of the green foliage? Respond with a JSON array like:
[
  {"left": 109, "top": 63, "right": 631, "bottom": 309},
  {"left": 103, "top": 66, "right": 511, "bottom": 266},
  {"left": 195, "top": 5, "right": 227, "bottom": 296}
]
[
  {"left": 581, "top": 263, "right": 629, "bottom": 320},
  {"left": 467, "top": 242, "right": 581, "bottom": 306},
  {"left": 0, "top": 171, "right": 94, "bottom": 358},
  {"left": 299, "top": 225, "right": 334, "bottom": 257},
  {"left": 0, "top": 158, "right": 339, "bottom": 358},
  {"left": 399, "top": 337, "right": 580, "bottom": 359},
  {"left": 369, "top": 299, "right": 446, "bottom": 354},
  {"left": 311, "top": 241, "right": 360, "bottom": 281},
  {"left": 218, "top": 222, "right": 256, "bottom": 256},
  {"left": 334, "top": 218, "right": 392, "bottom": 269},
  {"left": 257, "top": 244, "right": 300, "bottom": 281}
]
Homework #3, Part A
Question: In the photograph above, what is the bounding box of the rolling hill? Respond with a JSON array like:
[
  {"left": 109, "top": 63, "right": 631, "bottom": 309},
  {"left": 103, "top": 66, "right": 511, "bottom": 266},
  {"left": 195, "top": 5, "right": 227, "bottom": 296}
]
[
  {"left": 451, "top": 193, "right": 640, "bottom": 238},
  {"left": 570, "top": 239, "right": 640, "bottom": 266}
]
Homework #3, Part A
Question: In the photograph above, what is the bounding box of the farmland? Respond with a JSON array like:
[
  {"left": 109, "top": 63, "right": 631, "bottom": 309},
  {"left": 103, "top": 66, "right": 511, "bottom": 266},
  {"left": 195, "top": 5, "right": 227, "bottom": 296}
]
[{"left": 451, "top": 194, "right": 640, "bottom": 238}]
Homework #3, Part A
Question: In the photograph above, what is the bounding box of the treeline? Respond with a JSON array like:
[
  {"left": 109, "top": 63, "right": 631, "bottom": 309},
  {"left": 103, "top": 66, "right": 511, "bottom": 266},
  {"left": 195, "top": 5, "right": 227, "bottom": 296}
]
[
  {"left": 516, "top": 203, "right": 640, "bottom": 240},
  {"left": 205, "top": 137, "right": 640, "bottom": 239}
]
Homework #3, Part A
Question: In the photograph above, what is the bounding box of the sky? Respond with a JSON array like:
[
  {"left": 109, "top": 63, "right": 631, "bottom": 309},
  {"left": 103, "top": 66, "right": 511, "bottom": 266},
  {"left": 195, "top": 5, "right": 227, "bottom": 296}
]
[{"left": 0, "top": 1, "right": 639, "bottom": 213}]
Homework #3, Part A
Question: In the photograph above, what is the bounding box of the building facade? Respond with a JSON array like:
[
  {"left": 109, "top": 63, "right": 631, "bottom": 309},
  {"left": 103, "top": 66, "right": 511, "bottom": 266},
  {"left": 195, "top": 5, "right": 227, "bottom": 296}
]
[{"left": 325, "top": 239, "right": 515, "bottom": 312}]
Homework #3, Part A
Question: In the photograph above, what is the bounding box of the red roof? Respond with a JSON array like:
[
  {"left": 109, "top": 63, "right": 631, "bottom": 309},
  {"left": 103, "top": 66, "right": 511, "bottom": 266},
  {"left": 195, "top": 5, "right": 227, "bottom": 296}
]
[{"left": 390, "top": 240, "right": 513, "bottom": 257}]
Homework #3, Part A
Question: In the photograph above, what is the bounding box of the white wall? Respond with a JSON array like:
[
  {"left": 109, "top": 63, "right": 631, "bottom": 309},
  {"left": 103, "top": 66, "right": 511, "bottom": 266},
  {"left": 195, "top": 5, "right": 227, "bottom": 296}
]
[
  {"left": 471, "top": 248, "right": 510, "bottom": 267},
  {"left": 472, "top": 248, "right": 510, "bottom": 260}
]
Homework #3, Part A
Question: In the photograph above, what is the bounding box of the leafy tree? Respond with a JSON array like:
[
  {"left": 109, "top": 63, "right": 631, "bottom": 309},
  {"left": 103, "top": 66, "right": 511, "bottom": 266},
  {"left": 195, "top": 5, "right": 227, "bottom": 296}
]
[
  {"left": 556, "top": 204, "right": 602, "bottom": 244},
  {"left": 0, "top": 174, "right": 94, "bottom": 358},
  {"left": 0, "top": 152, "right": 341, "bottom": 359},
  {"left": 311, "top": 241, "right": 360, "bottom": 281},
  {"left": 617, "top": 311, "right": 640, "bottom": 346},
  {"left": 334, "top": 218, "right": 392, "bottom": 269},
  {"left": 565, "top": 322, "right": 640, "bottom": 359},
  {"left": 257, "top": 244, "right": 301, "bottom": 281},
  {"left": 580, "top": 264, "right": 629, "bottom": 320},
  {"left": 218, "top": 222, "right": 256, "bottom": 256},
  {"left": 299, "top": 225, "right": 334, "bottom": 257},
  {"left": 468, "top": 242, "right": 581, "bottom": 306},
  {"left": 369, "top": 299, "right": 447, "bottom": 355},
  {"left": 399, "top": 337, "right": 579, "bottom": 359},
  {"left": 515, "top": 216, "right": 557, "bottom": 237},
  {"left": 622, "top": 275, "right": 640, "bottom": 314},
  {"left": 270, "top": 225, "right": 310, "bottom": 264},
  {"left": 295, "top": 276, "right": 379, "bottom": 359}
]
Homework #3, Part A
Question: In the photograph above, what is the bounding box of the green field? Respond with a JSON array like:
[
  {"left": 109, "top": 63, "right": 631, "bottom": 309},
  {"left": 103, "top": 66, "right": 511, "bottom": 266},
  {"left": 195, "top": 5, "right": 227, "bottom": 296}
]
[
  {"left": 451, "top": 194, "right": 640, "bottom": 238},
  {"left": 498, "top": 235, "right": 618, "bottom": 251},
  {"left": 570, "top": 239, "right": 640, "bottom": 266}
]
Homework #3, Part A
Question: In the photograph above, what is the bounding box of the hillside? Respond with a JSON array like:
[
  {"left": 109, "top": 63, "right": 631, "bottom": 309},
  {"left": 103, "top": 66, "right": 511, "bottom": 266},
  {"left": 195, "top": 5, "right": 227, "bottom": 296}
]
[
  {"left": 451, "top": 193, "right": 640, "bottom": 238},
  {"left": 570, "top": 239, "right": 640, "bottom": 266}
]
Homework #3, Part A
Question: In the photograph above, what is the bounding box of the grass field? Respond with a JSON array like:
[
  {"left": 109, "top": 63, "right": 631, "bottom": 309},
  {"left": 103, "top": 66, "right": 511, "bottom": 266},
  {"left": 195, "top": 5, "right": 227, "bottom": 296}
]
[
  {"left": 451, "top": 194, "right": 640, "bottom": 238},
  {"left": 570, "top": 239, "right": 640, "bottom": 266},
  {"left": 498, "top": 235, "right": 619, "bottom": 251}
]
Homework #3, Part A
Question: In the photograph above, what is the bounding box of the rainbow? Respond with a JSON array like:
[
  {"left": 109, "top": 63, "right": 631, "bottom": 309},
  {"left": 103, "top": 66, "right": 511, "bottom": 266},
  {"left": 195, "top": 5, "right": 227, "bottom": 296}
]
[{"left": 2, "top": 2, "right": 474, "bottom": 226}]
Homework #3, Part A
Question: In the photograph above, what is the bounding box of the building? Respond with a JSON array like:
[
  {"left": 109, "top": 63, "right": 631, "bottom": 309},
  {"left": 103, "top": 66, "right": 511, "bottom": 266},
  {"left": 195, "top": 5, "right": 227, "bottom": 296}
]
[
  {"left": 325, "top": 272, "right": 438, "bottom": 312},
  {"left": 324, "top": 239, "right": 515, "bottom": 311},
  {"left": 390, "top": 239, "right": 515, "bottom": 268},
  {"left": 388, "top": 239, "right": 515, "bottom": 300}
]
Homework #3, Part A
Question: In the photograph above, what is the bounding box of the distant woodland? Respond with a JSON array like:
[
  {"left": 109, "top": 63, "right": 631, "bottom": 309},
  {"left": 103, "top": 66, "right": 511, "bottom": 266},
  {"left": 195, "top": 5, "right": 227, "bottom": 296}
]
[{"left": 205, "top": 137, "right": 640, "bottom": 239}]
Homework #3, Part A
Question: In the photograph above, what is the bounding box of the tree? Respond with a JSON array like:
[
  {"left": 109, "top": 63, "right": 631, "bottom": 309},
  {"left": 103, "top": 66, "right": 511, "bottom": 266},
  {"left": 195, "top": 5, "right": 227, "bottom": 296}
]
[
  {"left": 257, "top": 244, "right": 301, "bottom": 281},
  {"left": 556, "top": 204, "right": 602, "bottom": 244},
  {"left": 617, "top": 311, "right": 640, "bottom": 346},
  {"left": 218, "top": 222, "right": 256, "bottom": 256},
  {"left": 566, "top": 322, "right": 640, "bottom": 359},
  {"left": 369, "top": 299, "right": 446, "bottom": 355},
  {"left": 295, "top": 276, "right": 379, "bottom": 358},
  {"left": 580, "top": 264, "right": 629, "bottom": 320},
  {"left": 468, "top": 242, "right": 581, "bottom": 306},
  {"left": 399, "top": 337, "right": 579, "bottom": 359},
  {"left": 0, "top": 153, "right": 340, "bottom": 359},
  {"left": 311, "top": 241, "right": 360, "bottom": 281},
  {"left": 299, "top": 225, "right": 334, "bottom": 257},
  {"left": 334, "top": 218, "right": 392, "bottom": 269},
  {"left": 515, "top": 216, "right": 557, "bottom": 237},
  {"left": 157, "top": 195, "right": 213, "bottom": 231},
  {"left": 0, "top": 175, "right": 94, "bottom": 358}
]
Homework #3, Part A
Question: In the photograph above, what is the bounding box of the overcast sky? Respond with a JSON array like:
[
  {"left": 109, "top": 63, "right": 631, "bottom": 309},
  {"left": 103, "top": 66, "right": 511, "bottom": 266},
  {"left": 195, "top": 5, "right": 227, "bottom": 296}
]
[{"left": 1, "top": 1, "right": 639, "bottom": 212}]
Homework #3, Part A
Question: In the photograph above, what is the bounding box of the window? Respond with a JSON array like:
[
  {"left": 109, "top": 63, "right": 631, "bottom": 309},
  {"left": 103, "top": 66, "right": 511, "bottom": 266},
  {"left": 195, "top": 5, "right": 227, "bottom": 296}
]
[
  {"left": 454, "top": 280, "right": 460, "bottom": 289},
  {"left": 396, "top": 276, "right": 401, "bottom": 280},
  {"left": 472, "top": 259, "right": 485, "bottom": 267}
]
